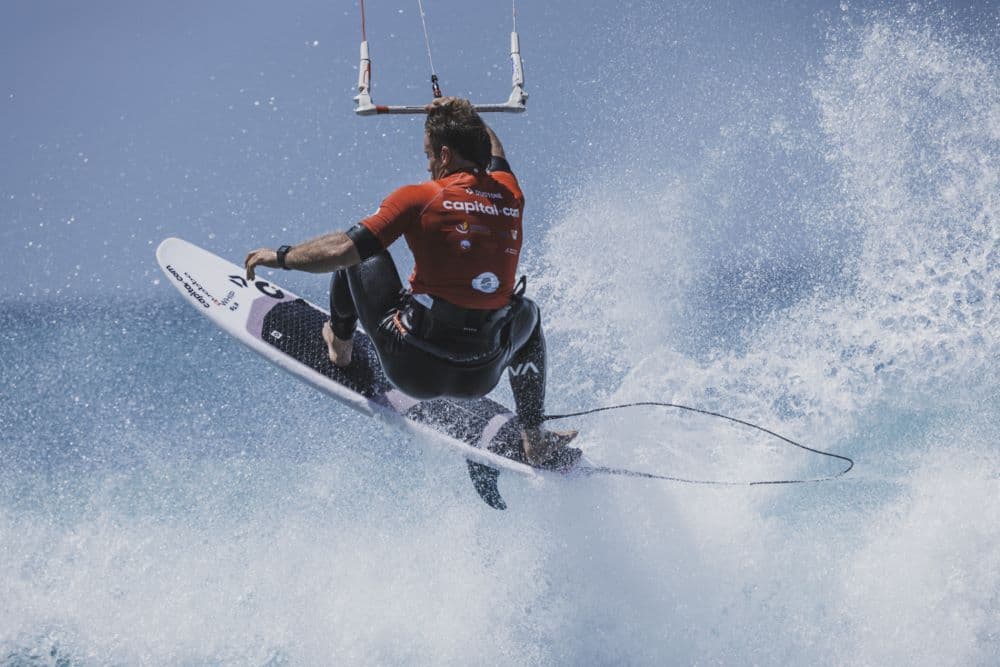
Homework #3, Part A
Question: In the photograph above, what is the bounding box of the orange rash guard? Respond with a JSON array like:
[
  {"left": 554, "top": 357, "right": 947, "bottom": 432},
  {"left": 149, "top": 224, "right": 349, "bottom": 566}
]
[{"left": 359, "top": 169, "right": 525, "bottom": 310}]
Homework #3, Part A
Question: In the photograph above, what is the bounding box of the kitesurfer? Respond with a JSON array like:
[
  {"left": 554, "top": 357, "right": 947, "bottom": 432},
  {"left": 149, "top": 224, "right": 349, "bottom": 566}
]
[{"left": 245, "top": 97, "right": 579, "bottom": 469}]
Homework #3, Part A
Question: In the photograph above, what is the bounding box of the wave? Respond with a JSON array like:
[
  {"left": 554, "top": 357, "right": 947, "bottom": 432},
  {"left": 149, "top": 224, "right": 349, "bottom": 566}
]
[{"left": 2, "top": 4, "right": 998, "bottom": 665}]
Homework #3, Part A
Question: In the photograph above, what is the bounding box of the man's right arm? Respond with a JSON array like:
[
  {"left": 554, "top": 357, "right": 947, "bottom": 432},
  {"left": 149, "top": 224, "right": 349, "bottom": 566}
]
[
  {"left": 244, "top": 183, "right": 423, "bottom": 279},
  {"left": 244, "top": 231, "right": 361, "bottom": 280}
]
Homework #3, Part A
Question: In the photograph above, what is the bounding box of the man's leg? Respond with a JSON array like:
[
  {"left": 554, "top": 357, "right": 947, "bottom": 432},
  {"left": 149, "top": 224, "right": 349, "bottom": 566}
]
[
  {"left": 323, "top": 269, "right": 358, "bottom": 367},
  {"left": 507, "top": 305, "right": 581, "bottom": 468},
  {"left": 325, "top": 251, "right": 405, "bottom": 368},
  {"left": 508, "top": 316, "right": 547, "bottom": 430}
]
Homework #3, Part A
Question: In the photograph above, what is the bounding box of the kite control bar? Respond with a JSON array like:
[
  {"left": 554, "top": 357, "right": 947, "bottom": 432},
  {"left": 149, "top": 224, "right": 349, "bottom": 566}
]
[{"left": 354, "top": 31, "right": 528, "bottom": 115}]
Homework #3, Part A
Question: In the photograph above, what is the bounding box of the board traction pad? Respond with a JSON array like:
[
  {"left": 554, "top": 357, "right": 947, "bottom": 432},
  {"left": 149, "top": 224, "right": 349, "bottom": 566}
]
[
  {"left": 259, "top": 298, "right": 526, "bottom": 509},
  {"left": 259, "top": 298, "right": 525, "bottom": 457},
  {"left": 157, "top": 237, "right": 540, "bottom": 510}
]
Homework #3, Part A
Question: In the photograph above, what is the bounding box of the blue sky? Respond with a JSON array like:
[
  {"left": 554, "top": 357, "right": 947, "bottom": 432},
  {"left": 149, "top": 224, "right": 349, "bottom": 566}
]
[{"left": 2, "top": 0, "right": 992, "bottom": 299}]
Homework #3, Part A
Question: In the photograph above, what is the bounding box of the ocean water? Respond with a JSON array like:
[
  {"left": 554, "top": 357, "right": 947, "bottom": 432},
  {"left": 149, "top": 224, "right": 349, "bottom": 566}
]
[{"left": 2, "top": 2, "right": 998, "bottom": 665}]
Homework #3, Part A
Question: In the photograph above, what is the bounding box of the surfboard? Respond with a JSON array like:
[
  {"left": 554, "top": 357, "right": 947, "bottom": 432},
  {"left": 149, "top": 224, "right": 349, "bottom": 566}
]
[
  {"left": 155, "top": 238, "right": 855, "bottom": 505},
  {"left": 156, "top": 237, "right": 552, "bottom": 509}
]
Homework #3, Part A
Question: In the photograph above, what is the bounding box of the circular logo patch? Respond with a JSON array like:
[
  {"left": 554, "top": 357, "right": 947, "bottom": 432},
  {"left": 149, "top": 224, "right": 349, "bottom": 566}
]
[
  {"left": 471, "top": 272, "right": 500, "bottom": 294},
  {"left": 460, "top": 239, "right": 472, "bottom": 252}
]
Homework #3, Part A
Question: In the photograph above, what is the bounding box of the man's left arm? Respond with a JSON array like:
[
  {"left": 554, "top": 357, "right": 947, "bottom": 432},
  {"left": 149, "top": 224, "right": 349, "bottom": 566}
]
[
  {"left": 244, "top": 231, "right": 360, "bottom": 280},
  {"left": 485, "top": 125, "right": 505, "bottom": 160},
  {"left": 483, "top": 123, "right": 515, "bottom": 175}
]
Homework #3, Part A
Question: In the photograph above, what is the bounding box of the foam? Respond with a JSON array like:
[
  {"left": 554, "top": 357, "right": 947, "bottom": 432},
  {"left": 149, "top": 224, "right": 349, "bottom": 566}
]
[{"left": 3, "top": 5, "right": 998, "bottom": 664}]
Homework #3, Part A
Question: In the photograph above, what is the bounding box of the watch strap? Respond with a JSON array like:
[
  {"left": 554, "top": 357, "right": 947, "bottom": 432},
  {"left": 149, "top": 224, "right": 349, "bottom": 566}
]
[{"left": 276, "top": 245, "right": 293, "bottom": 269}]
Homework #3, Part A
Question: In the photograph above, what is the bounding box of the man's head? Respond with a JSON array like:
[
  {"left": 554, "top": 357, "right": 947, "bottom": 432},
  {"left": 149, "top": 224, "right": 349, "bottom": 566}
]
[{"left": 424, "top": 98, "right": 491, "bottom": 179}]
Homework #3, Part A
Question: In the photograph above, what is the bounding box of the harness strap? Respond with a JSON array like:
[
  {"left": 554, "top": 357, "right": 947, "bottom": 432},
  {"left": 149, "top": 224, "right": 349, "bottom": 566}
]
[{"left": 513, "top": 275, "right": 527, "bottom": 297}]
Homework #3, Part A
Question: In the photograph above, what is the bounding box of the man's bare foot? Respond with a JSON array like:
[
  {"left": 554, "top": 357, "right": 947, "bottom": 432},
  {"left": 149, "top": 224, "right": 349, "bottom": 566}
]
[
  {"left": 322, "top": 320, "right": 353, "bottom": 367},
  {"left": 522, "top": 428, "right": 581, "bottom": 470}
]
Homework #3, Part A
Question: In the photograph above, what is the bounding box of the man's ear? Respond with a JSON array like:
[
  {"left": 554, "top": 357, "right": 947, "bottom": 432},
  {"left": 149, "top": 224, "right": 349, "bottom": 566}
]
[{"left": 438, "top": 145, "right": 453, "bottom": 167}]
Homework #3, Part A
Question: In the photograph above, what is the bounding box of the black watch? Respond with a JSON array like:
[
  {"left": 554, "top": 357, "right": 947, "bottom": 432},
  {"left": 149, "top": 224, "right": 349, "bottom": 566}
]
[{"left": 276, "top": 245, "right": 293, "bottom": 270}]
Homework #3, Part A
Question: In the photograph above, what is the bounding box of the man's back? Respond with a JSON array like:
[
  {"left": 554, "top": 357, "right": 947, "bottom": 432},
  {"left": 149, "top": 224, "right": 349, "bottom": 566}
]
[{"left": 359, "top": 169, "right": 524, "bottom": 309}]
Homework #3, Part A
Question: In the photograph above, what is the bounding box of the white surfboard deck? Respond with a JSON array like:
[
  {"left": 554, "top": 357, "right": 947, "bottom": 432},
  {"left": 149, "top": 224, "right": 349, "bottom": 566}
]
[{"left": 156, "top": 237, "right": 544, "bottom": 479}]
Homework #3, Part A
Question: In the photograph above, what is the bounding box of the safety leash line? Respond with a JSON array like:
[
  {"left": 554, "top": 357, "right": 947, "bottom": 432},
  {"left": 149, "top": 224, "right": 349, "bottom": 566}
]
[{"left": 544, "top": 401, "right": 854, "bottom": 486}]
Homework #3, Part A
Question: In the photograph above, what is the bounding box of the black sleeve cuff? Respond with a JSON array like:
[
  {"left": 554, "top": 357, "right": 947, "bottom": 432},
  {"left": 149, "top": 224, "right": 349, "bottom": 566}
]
[
  {"left": 487, "top": 156, "right": 513, "bottom": 175},
  {"left": 346, "top": 223, "right": 383, "bottom": 261}
]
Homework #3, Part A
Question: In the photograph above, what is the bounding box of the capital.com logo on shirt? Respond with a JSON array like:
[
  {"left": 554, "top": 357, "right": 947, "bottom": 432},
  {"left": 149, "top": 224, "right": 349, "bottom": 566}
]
[{"left": 443, "top": 200, "right": 520, "bottom": 218}]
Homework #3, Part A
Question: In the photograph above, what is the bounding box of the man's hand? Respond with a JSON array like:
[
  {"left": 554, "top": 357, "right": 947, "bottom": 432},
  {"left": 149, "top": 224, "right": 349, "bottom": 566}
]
[
  {"left": 244, "top": 248, "right": 279, "bottom": 280},
  {"left": 426, "top": 96, "right": 473, "bottom": 113}
]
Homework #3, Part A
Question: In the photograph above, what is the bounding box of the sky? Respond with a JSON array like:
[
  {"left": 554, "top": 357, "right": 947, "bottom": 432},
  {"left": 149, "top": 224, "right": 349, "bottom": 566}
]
[
  {"left": 2, "top": 3, "right": 999, "bottom": 663},
  {"left": 1, "top": 0, "right": 842, "bottom": 298},
  {"left": 1, "top": 0, "right": 994, "bottom": 300}
]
